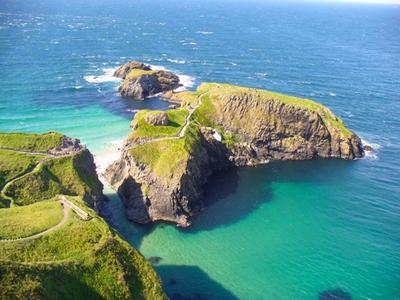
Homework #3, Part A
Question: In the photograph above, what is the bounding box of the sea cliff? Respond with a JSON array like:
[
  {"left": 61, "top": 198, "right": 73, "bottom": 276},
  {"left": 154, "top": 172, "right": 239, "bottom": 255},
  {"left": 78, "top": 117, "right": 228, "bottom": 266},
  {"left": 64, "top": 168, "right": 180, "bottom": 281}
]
[{"left": 105, "top": 83, "right": 364, "bottom": 227}]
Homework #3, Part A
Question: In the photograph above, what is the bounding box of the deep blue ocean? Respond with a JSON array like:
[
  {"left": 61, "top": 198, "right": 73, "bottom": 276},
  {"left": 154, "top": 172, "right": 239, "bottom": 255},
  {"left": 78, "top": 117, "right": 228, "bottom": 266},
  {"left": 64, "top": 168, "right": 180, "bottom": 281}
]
[{"left": 0, "top": 0, "right": 399, "bottom": 299}]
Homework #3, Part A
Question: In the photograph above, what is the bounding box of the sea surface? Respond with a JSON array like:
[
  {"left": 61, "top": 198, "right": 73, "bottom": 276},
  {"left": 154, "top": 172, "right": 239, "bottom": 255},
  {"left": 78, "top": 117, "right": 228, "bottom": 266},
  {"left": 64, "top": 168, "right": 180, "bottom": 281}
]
[{"left": 0, "top": 0, "right": 399, "bottom": 299}]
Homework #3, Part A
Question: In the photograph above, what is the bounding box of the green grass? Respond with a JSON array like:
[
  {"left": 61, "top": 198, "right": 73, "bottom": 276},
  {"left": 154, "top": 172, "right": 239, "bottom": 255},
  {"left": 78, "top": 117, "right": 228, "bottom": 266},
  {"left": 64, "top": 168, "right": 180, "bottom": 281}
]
[
  {"left": 0, "top": 132, "right": 64, "bottom": 152},
  {"left": 130, "top": 139, "right": 189, "bottom": 179},
  {"left": 0, "top": 200, "right": 63, "bottom": 239},
  {"left": 129, "top": 123, "right": 203, "bottom": 179},
  {"left": 0, "top": 149, "right": 44, "bottom": 188},
  {"left": 126, "top": 69, "right": 157, "bottom": 81},
  {"left": 0, "top": 196, "right": 166, "bottom": 299},
  {"left": 129, "top": 109, "right": 189, "bottom": 140},
  {"left": 3, "top": 150, "right": 102, "bottom": 207}
]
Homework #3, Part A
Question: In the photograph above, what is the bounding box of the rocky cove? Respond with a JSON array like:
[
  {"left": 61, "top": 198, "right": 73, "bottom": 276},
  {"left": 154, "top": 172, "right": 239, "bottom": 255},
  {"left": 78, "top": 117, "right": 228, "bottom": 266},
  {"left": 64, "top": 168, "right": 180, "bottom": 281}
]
[{"left": 104, "top": 62, "right": 365, "bottom": 227}]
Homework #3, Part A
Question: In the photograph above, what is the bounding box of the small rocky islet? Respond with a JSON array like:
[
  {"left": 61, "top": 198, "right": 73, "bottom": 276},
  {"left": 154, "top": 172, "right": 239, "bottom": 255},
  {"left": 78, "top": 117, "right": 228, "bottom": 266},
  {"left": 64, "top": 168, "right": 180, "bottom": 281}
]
[
  {"left": 106, "top": 60, "right": 365, "bottom": 227},
  {"left": 114, "top": 61, "right": 181, "bottom": 99}
]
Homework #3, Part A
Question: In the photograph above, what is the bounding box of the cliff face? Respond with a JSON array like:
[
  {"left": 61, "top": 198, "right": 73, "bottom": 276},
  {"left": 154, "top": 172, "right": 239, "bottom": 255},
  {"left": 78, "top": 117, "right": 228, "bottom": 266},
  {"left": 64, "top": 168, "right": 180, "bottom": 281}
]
[
  {"left": 105, "top": 83, "right": 364, "bottom": 226},
  {"left": 115, "top": 61, "right": 181, "bottom": 99}
]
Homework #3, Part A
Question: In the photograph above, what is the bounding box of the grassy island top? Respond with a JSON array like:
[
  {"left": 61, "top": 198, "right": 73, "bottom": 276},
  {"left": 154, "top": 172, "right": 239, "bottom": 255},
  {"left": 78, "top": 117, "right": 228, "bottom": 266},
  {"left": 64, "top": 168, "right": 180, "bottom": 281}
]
[
  {"left": 130, "top": 123, "right": 201, "bottom": 179},
  {"left": 128, "top": 82, "right": 355, "bottom": 179},
  {"left": 0, "top": 132, "right": 64, "bottom": 152},
  {"left": 129, "top": 108, "right": 189, "bottom": 140},
  {"left": 126, "top": 69, "right": 157, "bottom": 81},
  {"left": 0, "top": 196, "right": 166, "bottom": 299}
]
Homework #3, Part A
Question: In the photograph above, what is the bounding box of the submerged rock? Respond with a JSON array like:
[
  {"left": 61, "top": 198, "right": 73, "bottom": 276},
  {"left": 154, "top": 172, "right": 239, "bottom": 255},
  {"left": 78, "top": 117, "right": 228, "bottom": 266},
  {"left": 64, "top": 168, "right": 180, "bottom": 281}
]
[
  {"left": 319, "top": 288, "right": 352, "bottom": 300},
  {"left": 105, "top": 83, "right": 364, "bottom": 226},
  {"left": 115, "top": 61, "right": 181, "bottom": 99}
]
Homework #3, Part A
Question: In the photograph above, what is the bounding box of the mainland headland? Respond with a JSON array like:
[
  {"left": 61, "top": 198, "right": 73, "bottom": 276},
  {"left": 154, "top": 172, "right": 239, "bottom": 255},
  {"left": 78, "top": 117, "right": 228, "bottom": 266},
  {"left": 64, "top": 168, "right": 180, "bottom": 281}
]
[
  {"left": 0, "top": 132, "right": 166, "bottom": 299},
  {"left": 105, "top": 61, "right": 365, "bottom": 227}
]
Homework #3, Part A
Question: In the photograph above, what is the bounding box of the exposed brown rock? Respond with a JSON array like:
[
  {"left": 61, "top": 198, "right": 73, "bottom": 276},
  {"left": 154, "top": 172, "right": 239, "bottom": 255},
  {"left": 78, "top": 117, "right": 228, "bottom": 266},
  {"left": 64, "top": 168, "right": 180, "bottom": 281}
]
[{"left": 145, "top": 112, "right": 169, "bottom": 126}]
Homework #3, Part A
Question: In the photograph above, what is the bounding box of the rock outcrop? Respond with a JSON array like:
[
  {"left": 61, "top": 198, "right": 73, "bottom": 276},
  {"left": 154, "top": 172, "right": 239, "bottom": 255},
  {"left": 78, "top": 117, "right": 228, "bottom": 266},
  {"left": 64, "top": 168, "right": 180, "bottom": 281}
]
[
  {"left": 115, "top": 61, "right": 181, "bottom": 99},
  {"left": 105, "top": 83, "right": 364, "bottom": 226},
  {"left": 145, "top": 112, "right": 169, "bottom": 126}
]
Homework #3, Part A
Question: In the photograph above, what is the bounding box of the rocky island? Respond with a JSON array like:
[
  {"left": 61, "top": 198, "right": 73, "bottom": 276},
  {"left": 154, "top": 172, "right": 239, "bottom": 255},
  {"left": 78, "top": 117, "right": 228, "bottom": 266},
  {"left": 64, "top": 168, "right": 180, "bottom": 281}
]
[
  {"left": 115, "top": 61, "right": 181, "bottom": 100},
  {"left": 0, "top": 132, "right": 166, "bottom": 299},
  {"left": 105, "top": 82, "right": 364, "bottom": 227}
]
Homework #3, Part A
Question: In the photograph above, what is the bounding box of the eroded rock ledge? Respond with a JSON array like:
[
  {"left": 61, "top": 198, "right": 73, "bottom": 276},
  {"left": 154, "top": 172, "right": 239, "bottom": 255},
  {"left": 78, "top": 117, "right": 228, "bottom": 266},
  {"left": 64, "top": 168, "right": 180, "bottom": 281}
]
[
  {"left": 115, "top": 61, "right": 181, "bottom": 99},
  {"left": 105, "top": 83, "right": 364, "bottom": 227}
]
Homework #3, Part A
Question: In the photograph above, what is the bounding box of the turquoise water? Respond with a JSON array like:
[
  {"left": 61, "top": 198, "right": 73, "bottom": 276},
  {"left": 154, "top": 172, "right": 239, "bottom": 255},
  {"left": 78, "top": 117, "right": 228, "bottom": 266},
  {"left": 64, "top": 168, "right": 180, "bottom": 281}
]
[{"left": 1, "top": 0, "right": 399, "bottom": 299}]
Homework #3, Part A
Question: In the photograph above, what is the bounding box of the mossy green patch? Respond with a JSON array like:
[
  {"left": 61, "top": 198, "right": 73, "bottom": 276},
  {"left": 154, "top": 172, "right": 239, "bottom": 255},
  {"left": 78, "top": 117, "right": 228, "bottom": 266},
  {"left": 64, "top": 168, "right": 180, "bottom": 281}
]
[
  {"left": 129, "top": 123, "right": 203, "bottom": 179},
  {"left": 129, "top": 109, "right": 189, "bottom": 140},
  {"left": 0, "top": 196, "right": 166, "bottom": 299},
  {"left": 0, "top": 200, "right": 63, "bottom": 239},
  {"left": 126, "top": 69, "right": 157, "bottom": 81},
  {"left": 0, "top": 149, "right": 44, "bottom": 189},
  {"left": 0, "top": 132, "right": 63, "bottom": 152},
  {"left": 130, "top": 138, "right": 188, "bottom": 178},
  {"left": 3, "top": 150, "right": 102, "bottom": 206}
]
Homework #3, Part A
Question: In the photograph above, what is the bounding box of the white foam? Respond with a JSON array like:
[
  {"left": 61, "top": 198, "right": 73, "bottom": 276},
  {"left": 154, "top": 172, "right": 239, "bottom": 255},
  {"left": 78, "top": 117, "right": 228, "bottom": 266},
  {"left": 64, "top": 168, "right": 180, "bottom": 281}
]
[
  {"left": 329, "top": 92, "right": 337, "bottom": 96},
  {"left": 149, "top": 64, "right": 167, "bottom": 71},
  {"left": 255, "top": 72, "right": 268, "bottom": 77},
  {"left": 94, "top": 139, "right": 124, "bottom": 179},
  {"left": 197, "top": 31, "right": 213, "bottom": 35},
  {"left": 361, "top": 139, "right": 381, "bottom": 160},
  {"left": 167, "top": 58, "right": 187, "bottom": 64},
  {"left": 149, "top": 64, "right": 195, "bottom": 92},
  {"left": 84, "top": 67, "right": 121, "bottom": 84},
  {"left": 175, "top": 74, "right": 195, "bottom": 92}
]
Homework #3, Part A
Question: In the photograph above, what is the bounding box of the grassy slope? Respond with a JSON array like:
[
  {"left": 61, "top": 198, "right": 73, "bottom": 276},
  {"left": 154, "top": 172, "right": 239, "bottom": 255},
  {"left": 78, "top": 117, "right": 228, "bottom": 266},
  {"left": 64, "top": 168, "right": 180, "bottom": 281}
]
[
  {"left": 129, "top": 109, "right": 189, "bottom": 140},
  {"left": 129, "top": 123, "right": 202, "bottom": 179},
  {"left": 3, "top": 150, "right": 102, "bottom": 206},
  {"left": 0, "top": 196, "right": 166, "bottom": 300},
  {"left": 0, "top": 149, "right": 44, "bottom": 188},
  {"left": 126, "top": 69, "right": 157, "bottom": 81},
  {"left": 0, "top": 132, "right": 166, "bottom": 299},
  {"left": 0, "top": 200, "right": 63, "bottom": 239},
  {"left": 0, "top": 132, "right": 63, "bottom": 152}
]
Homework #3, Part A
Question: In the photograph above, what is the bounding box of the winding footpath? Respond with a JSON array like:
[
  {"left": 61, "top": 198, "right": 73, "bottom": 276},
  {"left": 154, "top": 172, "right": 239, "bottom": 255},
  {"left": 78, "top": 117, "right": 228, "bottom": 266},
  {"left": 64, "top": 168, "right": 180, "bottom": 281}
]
[
  {"left": 0, "top": 202, "right": 70, "bottom": 243},
  {"left": 146, "top": 92, "right": 208, "bottom": 144},
  {"left": 0, "top": 148, "right": 78, "bottom": 204}
]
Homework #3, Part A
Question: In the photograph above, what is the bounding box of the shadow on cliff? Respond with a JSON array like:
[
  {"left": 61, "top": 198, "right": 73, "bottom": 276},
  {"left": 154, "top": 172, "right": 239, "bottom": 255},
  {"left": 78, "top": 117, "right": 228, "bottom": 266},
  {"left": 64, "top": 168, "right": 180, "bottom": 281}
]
[
  {"left": 185, "top": 158, "right": 354, "bottom": 233},
  {"left": 155, "top": 264, "right": 238, "bottom": 300}
]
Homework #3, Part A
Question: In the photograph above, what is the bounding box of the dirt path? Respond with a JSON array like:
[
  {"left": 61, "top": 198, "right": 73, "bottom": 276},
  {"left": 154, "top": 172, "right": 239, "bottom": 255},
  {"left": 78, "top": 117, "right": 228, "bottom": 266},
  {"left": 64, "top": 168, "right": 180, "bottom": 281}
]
[
  {"left": 145, "top": 92, "right": 208, "bottom": 144},
  {"left": 0, "top": 203, "right": 70, "bottom": 243},
  {"left": 0, "top": 149, "right": 78, "bottom": 204},
  {"left": 0, "top": 147, "right": 58, "bottom": 157}
]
